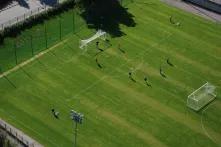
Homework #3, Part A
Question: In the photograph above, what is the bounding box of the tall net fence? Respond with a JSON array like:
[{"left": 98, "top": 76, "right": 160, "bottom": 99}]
[
  {"left": 0, "top": 8, "right": 85, "bottom": 72},
  {"left": 0, "top": 0, "right": 133, "bottom": 73}
]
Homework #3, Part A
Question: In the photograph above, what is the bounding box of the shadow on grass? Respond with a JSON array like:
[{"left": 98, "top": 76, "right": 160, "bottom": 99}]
[{"left": 80, "top": 0, "right": 136, "bottom": 37}]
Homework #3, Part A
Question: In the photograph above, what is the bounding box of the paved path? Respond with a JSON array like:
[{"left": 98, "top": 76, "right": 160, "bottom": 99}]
[
  {"left": 0, "top": 0, "right": 57, "bottom": 30},
  {"left": 161, "top": 0, "right": 221, "bottom": 22},
  {"left": 0, "top": 118, "right": 43, "bottom": 147},
  {"left": 210, "top": 0, "right": 221, "bottom": 5}
]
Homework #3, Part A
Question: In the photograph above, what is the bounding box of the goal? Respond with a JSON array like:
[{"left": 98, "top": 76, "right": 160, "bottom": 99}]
[
  {"left": 187, "top": 82, "right": 217, "bottom": 111},
  {"left": 80, "top": 29, "right": 107, "bottom": 49}
]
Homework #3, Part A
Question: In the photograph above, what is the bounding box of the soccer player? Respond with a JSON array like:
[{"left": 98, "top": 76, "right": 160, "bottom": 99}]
[
  {"left": 160, "top": 66, "right": 166, "bottom": 78},
  {"left": 167, "top": 58, "right": 174, "bottom": 67},
  {"left": 144, "top": 76, "right": 147, "bottom": 82},
  {"left": 144, "top": 76, "right": 151, "bottom": 87},
  {"left": 96, "top": 41, "right": 99, "bottom": 48},
  {"left": 128, "top": 72, "right": 136, "bottom": 82}
]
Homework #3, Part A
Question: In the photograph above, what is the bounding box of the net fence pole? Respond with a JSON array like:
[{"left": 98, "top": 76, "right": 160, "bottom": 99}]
[
  {"left": 14, "top": 40, "right": 18, "bottom": 65},
  {"left": 30, "top": 35, "right": 34, "bottom": 56},
  {"left": 44, "top": 23, "right": 48, "bottom": 49},
  {"left": 72, "top": 7, "right": 75, "bottom": 34},
  {"left": 59, "top": 15, "right": 62, "bottom": 40},
  {"left": 74, "top": 121, "right": 78, "bottom": 147}
]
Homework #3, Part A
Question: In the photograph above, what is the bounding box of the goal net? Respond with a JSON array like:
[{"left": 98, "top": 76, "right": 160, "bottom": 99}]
[
  {"left": 187, "top": 82, "right": 217, "bottom": 111},
  {"left": 80, "top": 29, "right": 107, "bottom": 49}
]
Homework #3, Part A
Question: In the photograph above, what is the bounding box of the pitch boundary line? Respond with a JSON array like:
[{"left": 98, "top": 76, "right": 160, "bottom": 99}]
[
  {"left": 200, "top": 101, "right": 217, "bottom": 144},
  {"left": 0, "top": 38, "right": 70, "bottom": 79}
]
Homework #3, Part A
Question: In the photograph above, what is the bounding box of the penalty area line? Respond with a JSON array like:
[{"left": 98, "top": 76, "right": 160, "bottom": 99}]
[{"left": 65, "top": 32, "right": 172, "bottom": 102}]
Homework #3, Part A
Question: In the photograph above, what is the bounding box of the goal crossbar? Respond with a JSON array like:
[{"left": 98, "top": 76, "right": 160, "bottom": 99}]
[{"left": 80, "top": 30, "right": 106, "bottom": 49}]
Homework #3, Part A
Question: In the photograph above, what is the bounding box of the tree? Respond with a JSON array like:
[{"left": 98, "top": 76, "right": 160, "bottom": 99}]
[{"left": 77, "top": 0, "right": 136, "bottom": 37}]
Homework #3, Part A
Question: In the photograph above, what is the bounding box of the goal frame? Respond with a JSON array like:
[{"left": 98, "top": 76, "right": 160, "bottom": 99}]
[
  {"left": 187, "top": 82, "right": 217, "bottom": 111},
  {"left": 79, "top": 29, "right": 107, "bottom": 49}
]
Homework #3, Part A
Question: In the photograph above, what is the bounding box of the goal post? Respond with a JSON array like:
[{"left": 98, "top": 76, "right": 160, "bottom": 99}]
[
  {"left": 79, "top": 29, "right": 107, "bottom": 49},
  {"left": 187, "top": 82, "right": 217, "bottom": 111}
]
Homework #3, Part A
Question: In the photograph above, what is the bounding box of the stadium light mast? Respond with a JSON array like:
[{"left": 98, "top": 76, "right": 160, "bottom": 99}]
[{"left": 70, "top": 110, "right": 84, "bottom": 147}]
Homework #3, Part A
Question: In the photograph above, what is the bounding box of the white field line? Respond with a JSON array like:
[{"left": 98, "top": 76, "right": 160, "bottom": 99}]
[
  {"left": 0, "top": 38, "right": 69, "bottom": 79},
  {"left": 0, "top": 32, "right": 172, "bottom": 146},
  {"left": 66, "top": 32, "right": 172, "bottom": 101},
  {"left": 0, "top": 31, "right": 172, "bottom": 107},
  {"left": 200, "top": 102, "right": 217, "bottom": 143},
  {"left": 66, "top": 76, "right": 108, "bottom": 102}
]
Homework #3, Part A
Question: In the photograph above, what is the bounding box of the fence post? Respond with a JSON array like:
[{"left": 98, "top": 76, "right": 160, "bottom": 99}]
[
  {"left": 72, "top": 8, "right": 75, "bottom": 33},
  {"left": 30, "top": 35, "right": 34, "bottom": 56},
  {"left": 59, "top": 16, "right": 62, "bottom": 40},
  {"left": 44, "top": 24, "right": 48, "bottom": 49},
  {"left": 14, "top": 40, "right": 18, "bottom": 65}
]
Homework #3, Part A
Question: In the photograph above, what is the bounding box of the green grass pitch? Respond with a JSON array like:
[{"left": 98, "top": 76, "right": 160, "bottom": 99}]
[{"left": 0, "top": 0, "right": 221, "bottom": 147}]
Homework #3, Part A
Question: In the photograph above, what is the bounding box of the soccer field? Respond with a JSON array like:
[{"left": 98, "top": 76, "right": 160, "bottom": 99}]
[{"left": 0, "top": 0, "right": 221, "bottom": 147}]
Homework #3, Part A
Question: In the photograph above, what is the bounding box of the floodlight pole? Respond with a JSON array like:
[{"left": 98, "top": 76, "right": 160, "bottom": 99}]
[
  {"left": 72, "top": 7, "right": 75, "bottom": 34},
  {"left": 74, "top": 121, "right": 78, "bottom": 147},
  {"left": 70, "top": 110, "right": 83, "bottom": 147}
]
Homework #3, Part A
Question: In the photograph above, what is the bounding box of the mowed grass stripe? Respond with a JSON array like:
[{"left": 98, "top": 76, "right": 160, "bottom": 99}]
[
  {"left": 81, "top": 98, "right": 168, "bottom": 147},
  {"left": 82, "top": 63, "right": 221, "bottom": 144},
  {"left": 4, "top": 27, "right": 219, "bottom": 145},
  {"left": 2, "top": 36, "right": 218, "bottom": 146},
  {"left": 123, "top": 26, "right": 221, "bottom": 79},
  {"left": 0, "top": 0, "right": 221, "bottom": 147},
  {"left": 126, "top": 9, "right": 221, "bottom": 72},
  {"left": 133, "top": 2, "right": 221, "bottom": 48},
  {"left": 1, "top": 62, "right": 153, "bottom": 147},
  {"left": 118, "top": 33, "right": 208, "bottom": 89},
  {"left": 132, "top": 5, "right": 221, "bottom": 63}
]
